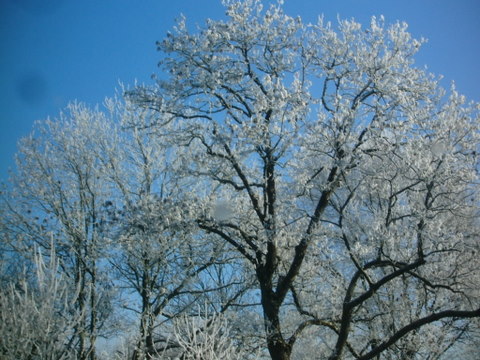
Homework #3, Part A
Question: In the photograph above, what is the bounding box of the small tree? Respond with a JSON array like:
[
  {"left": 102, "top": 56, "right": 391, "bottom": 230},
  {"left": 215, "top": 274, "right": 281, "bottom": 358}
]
[
  {"left": 171, "top": 306, "right": 248, "bottom": 360},
  {"left": 2, "top": 103, "right": 116, "bottom": 360},
  {"left": 131, "top": 1, "right": 480, "bottom": 359},
  {"left": 0, "top": 247, "right": 83, "bottom": 360},
  {"left": 96, "top": 99, "right": 249, "bottom": 359}
]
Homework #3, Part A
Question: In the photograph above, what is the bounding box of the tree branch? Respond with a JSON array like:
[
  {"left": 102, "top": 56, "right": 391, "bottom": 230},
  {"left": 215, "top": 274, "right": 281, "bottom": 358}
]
[{"left": 358, "top": 308, "right": 480, "bottom": 360}]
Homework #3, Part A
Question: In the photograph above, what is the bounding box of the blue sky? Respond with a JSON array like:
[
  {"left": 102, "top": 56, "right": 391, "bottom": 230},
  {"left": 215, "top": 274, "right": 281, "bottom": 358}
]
[{"left": 1, "top": 0, "right": 479, "bottom": 181}]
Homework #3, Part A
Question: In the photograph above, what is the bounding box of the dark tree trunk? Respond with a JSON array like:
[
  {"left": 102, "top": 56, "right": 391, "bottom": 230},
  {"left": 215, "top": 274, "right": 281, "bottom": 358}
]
[{"left": 258, "top": 268, "right": 292, "bottom": 360}]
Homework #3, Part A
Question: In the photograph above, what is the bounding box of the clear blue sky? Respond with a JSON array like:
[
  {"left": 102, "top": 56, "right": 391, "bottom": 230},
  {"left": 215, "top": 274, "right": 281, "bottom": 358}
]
[{"left": 1, "top": 0, "right": 479, "bottom": 181}]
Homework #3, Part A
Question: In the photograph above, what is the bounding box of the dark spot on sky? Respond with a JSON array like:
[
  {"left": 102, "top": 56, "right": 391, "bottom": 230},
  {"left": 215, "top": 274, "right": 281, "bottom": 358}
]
[{"left": 17, "top": 72, "right": 48, "bottom": 107}]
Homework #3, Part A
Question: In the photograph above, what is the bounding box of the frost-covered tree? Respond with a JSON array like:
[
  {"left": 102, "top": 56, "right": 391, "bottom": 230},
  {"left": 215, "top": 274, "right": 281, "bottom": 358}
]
[
  {"left": 1, "top": 103, "right": 117, "bottom": 360},
  {"left": 1, "top": 96, "right": 250, "bottom": 360},
  {"left": 130, "top": 1, "right": 480, "bottom": 359},
  {"left": 0, "top": 247, "right": 83, "bottom": 360},
  {"left": 1, "top": 1, "right": 478, "bottom": 359},
  {"left": 99, "top": 99, "right": 248, "bottom": 359},
  {"left": 169, "top": 305, "right": 256, "bottom": 360}
]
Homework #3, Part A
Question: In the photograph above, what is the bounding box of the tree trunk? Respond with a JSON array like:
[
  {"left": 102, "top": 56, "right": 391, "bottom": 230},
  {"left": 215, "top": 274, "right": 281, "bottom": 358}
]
[
  {"left": 88, "top": 262, "right": 97, "bottom": 360},
  {"left": 259, "top": 275, "right": 292, "bottom": 360},
  {"left": 134, "top": 268, "right": 155, "bottom": 360},
  {"left": 75, "top": 253, "right": 88, "bottom": 360},
  {"left": 267, "top": 342, "right": 292, "bottom": 360}
]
